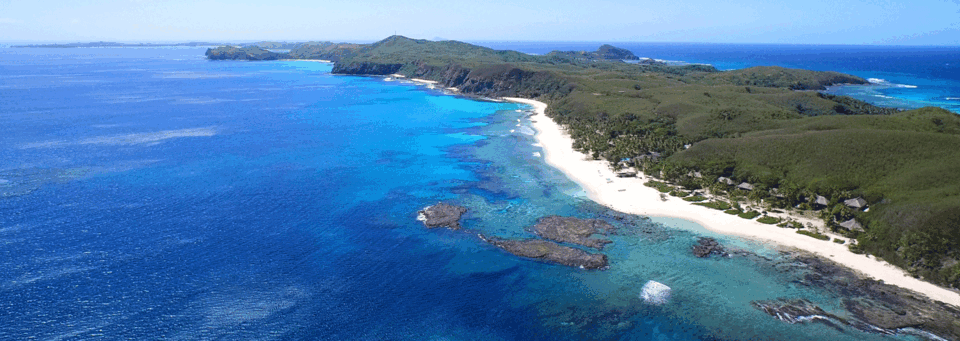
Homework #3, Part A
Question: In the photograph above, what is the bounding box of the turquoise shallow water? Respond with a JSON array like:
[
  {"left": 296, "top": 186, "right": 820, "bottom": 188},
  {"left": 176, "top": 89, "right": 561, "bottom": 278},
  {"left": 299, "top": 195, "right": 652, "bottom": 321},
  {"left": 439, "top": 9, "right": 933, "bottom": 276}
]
[{"left": 0, "top": 47, "right": 939, "bottom": 340}]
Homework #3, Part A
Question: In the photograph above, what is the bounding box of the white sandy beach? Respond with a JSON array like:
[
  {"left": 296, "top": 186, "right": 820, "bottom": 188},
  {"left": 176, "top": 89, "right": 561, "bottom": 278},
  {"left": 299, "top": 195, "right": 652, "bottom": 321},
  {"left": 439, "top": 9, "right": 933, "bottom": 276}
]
[
  {"left": 502, "top": 97, "right": 960, "bottom": 307},
  {"left": 282, "top": 59, "right": 333, "bottom": 63}
]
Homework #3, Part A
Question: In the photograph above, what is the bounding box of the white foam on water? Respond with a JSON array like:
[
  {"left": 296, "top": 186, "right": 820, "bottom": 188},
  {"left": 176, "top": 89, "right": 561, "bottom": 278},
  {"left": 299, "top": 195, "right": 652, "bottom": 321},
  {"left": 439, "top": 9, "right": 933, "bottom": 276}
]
[
  {"left": 640, "top": 280, "right": 671, "bottom": 305},
  {"left": 532, "top": 152, "right": 541, "bottom": 158},
  {"left": 867, "top": 78, "right": 917, "bottom": 89},
  {"left": 21, "top": 127, "right": 218, "bottom": 149}
]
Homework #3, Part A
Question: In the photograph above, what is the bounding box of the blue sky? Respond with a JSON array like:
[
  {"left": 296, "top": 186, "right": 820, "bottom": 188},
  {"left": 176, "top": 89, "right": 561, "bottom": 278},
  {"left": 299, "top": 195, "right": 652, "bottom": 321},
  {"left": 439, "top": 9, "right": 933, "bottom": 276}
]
[{"left": 1, "top": 0, "right": 958, "bottom": 45}]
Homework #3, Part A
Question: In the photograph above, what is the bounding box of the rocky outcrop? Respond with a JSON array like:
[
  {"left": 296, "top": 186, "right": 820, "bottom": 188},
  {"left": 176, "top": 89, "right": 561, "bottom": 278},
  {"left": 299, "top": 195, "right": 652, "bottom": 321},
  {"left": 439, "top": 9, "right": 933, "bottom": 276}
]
[
  {"left": 692, "top": 237, "right": 728, "bottom": 258},
  {"left": 481, "top": 235, "right": 608, "bottom": 269},
  {"left": 763, "top": 255, "right": 960, "bottom": 340},
  {"left": 532, "top": 216, "right": 614, "bottom": 249},
  {"left": 751, "top": 299, "right": 874, "bottom": 332},
  {"left": 417, "top": 203, "right": 467, "bottom": 230},
  {"left": 205, "top": 46, "right": 290, "bottom": 61}
]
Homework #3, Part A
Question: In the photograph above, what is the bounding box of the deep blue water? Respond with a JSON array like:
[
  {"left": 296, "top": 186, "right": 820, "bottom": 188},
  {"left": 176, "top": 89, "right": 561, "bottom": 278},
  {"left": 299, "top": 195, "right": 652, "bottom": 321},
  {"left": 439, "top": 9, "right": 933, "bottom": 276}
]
[
  {"left": 476, "top": 42, "right": 960, "bottom": 113},
  {"left": 0, "top": 47, "right": 943, "bottom": 340}
]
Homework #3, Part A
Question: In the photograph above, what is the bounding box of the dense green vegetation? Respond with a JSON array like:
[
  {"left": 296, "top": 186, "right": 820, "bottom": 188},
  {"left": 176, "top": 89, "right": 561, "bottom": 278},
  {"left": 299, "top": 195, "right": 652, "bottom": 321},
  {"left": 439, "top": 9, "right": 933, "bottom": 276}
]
[
  {"left": 694, "top": 201, "right": 732, "bottom": 210},
  {"left": 644, "top": 180, "right": 672, "bottom": 193},
  {"left": 757, "top": 216, "right": 781, "bottom": 224},
  {"left": 683, "top": 195, "right": 707, "bottom": 202},
  {"left": 207, "top": 35, "right": 960, "bottom": 289},
  {"left": 205, "top": 46, "right": 289, "bottom": 60},
  {"left": 545, "top": 44, "right": 641, "bottom": 61},
  {"left": 798, "top": 230, "right": 831, "bottom": 241}
]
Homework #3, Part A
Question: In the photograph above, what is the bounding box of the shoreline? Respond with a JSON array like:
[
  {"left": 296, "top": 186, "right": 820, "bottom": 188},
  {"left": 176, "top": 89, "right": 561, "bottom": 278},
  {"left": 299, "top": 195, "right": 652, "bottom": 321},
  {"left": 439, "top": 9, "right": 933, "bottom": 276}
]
[
  {"left": 501, "top": 96, "right": 960, "bottom": 308},
  {"left": 281, "top": 59, "right": 333, "bottom": 63}
]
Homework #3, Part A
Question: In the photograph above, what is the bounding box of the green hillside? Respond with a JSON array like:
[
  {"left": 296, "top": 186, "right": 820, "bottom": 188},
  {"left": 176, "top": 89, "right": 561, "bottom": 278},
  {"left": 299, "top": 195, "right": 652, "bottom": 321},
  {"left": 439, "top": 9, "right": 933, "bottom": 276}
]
[{"left": 209, "top": 36, "right": 960, "bottom": 289}]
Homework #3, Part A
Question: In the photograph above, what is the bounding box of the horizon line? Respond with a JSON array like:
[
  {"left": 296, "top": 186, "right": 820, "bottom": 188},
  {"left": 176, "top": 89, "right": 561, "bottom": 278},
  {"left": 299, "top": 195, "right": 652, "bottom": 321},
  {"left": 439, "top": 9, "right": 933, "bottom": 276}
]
[{"left": 2, "top": 38, "right": 959, "bottom": 48}]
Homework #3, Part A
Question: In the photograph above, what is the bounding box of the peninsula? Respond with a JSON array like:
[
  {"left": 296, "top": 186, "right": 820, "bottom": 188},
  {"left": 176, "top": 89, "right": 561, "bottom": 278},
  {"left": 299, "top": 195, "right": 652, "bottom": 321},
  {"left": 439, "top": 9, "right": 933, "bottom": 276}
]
[{"left": 205, "top": 37, "right": 960, "bottom": 304}]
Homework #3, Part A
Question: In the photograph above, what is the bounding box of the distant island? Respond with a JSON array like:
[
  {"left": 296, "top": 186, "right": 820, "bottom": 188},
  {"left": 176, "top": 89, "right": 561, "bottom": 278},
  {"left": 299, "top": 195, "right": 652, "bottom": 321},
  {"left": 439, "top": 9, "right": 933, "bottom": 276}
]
[
  {"left": 202, "top": 36, "right": 960, "bottom": 299},
  {"left": 12, "top": 40, "right": 305, "bottom": 49},
  {"left": 13, "top": 41, "right": 224, "bottom": 48}
]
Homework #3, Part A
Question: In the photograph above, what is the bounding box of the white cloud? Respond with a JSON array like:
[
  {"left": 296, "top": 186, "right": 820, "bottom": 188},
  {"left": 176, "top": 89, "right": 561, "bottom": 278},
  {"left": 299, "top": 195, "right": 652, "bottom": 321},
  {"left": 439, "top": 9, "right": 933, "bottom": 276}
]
[{"left": 0, "top": 18, "right": 21, "bottom": 24}]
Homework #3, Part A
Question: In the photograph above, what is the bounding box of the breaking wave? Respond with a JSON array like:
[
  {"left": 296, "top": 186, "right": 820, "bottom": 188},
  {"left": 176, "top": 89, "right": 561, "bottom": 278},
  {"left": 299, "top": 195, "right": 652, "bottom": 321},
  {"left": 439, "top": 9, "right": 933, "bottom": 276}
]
[{"left": 867, "top": 78, "right": 918, "bottom": 89}]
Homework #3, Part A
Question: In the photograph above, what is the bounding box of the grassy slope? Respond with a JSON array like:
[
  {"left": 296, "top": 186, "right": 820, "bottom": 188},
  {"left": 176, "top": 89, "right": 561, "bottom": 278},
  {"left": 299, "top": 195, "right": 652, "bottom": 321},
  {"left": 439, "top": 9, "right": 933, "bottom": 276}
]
[
  {"left": 321, "top": 36, "right": 960, "bottom": 288},
  {"left": 668, "top": 108, "right": 960, "bottom": 284}
]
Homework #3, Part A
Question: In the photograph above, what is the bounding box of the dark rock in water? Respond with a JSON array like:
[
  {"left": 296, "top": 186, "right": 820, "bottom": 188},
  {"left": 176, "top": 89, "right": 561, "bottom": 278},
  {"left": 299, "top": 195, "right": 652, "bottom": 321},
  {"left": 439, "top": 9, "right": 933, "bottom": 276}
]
[
  {"left": 752, "top": 298, "right": 896, "bottom": 334},
  {"left": 751, "top": 298, "right": 867, "bottom": 333},
  {"left": 481, "top": 235, "right": 608, "bottom": 269},
  {"left": 843, "top": 298, "right": 928, "bottom": 332},
  {"left": 692, "top": 237, "right": 727, "bottom": 258},
  {"left": 772, "top": 254, "right": 960, "bottom": 340},
  {"left": 533, "top": 216, "right": 614, "bottom": 250},
  {"left": 753, "top": 298, "right": 838, "bottom": 324},
  {"left": 418, "top": 203, "right": 467, "bottom": 230}
]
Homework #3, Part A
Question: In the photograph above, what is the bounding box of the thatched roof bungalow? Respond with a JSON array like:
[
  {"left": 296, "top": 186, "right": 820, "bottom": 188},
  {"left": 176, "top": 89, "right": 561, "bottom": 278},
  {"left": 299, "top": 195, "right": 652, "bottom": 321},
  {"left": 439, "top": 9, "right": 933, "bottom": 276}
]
[
  {"left": 814, "top": 195, "right": 829, "bottom": 206},
  {"left": 769, "top": 188, "right": 785, "bottom": 198},
  {"left": 839, "top": 218, "right": 864, "bottom": 232},
  {"left": 717, "top": 177, "right": 735, "bottom": 186},
  {"left": 737, "top": 182, "right": 755, "bottom": 191},
  {"left": 844, "top": 197, "right": 867, "bottom": 209},
  {"left": 636, "top": 152, "right": 661, "bottom": 162}
]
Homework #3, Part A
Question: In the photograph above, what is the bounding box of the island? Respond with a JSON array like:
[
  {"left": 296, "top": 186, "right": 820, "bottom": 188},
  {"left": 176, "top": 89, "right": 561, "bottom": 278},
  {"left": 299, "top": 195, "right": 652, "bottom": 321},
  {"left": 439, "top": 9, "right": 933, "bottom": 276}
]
[
  {"left": 14, "top": 40, "right": 304, "bottom": 49},
  {"left": 207, "top": 36, "right": 960, "bottom": 336}
]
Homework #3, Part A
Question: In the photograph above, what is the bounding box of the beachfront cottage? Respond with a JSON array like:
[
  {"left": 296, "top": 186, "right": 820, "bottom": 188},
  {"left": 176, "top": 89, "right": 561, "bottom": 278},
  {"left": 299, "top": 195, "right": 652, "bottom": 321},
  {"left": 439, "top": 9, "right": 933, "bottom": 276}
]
[
  {"left": 617, "top": 169, "right": 638, "bottom": 178},
  {"left": 717, "top": 177, "right": 735, "bottom": 186},
  {"left": 814, "top": 195, "right": 829, "bottom": 206},
  {"left": 769, "top": 188, "right": 785, "bottom": 198},
  {"left": 844, "top": 197, "right": 867, "bottom": 209},
  {"left": 839, "top": 218, "right": 865, "bottom": 231},
  {"left": 737, "top": 182, "right": 755, "bottom": 191}
]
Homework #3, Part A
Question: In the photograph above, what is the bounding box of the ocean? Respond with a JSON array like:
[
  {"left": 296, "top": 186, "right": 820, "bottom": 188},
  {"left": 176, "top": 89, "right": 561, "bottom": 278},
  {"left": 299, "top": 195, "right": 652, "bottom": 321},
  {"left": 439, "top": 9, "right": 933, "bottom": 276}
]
[{"left": 0, "top": 45, "right": 952, "bottom": 340}]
